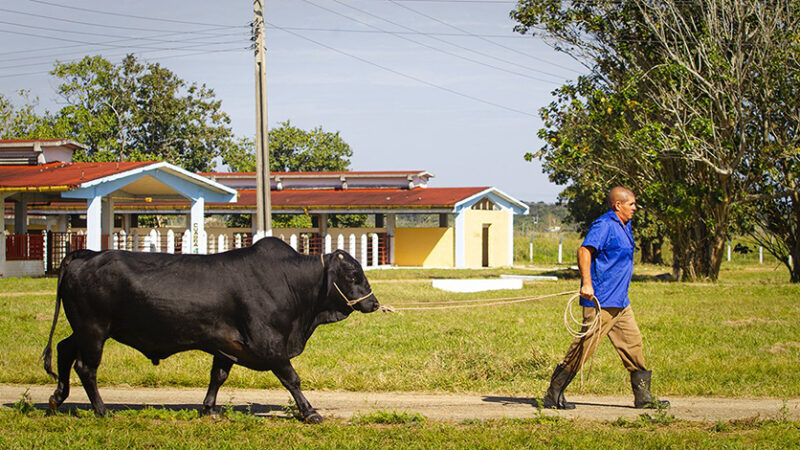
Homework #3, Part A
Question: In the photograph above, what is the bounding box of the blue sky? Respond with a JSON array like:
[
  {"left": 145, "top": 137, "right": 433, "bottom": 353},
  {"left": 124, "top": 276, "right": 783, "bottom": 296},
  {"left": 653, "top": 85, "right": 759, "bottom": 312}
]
[{"left": 0, "top": 0, "right": 586, "bottom": 203}]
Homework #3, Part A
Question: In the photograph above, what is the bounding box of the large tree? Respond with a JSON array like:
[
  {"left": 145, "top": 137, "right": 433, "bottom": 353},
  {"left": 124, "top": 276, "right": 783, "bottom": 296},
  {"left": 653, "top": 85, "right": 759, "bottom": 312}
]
[
  {"left": 514, "top": 0, "right": 800, "bottom": 281},
  {"left": 222, "top": 120, "right": 352, "bottom": 173},
  {"left": 51, "top": 54, "right": 235, "bottom": 172}
]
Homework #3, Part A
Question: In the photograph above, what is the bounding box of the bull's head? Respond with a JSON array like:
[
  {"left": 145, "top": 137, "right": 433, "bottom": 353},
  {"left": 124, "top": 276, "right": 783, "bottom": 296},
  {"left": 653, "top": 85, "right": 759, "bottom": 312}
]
[{"left": 323, "top": 250, "right": 380, "bottom": 313}]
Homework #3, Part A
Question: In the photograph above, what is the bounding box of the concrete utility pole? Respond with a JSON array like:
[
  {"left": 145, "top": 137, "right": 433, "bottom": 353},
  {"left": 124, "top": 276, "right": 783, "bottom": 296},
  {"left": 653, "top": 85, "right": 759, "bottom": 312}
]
[{"left": 253, "top": 0, "right": 272, "bottom": 240}]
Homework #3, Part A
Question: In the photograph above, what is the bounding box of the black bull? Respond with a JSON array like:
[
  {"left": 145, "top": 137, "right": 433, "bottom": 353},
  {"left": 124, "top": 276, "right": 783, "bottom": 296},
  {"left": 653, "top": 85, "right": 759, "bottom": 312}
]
[{"left": 42, "top": 237, "right": 380, "bottom": 422}]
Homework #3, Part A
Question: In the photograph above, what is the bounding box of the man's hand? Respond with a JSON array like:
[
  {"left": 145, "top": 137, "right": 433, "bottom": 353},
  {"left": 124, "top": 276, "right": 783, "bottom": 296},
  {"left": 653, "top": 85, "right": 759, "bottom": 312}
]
[
  {"left": 579, "top": 283, "right": 594, "bottom": 300},
  {"left": 577, "top": 246, "right": 595, "bottom": 300}
]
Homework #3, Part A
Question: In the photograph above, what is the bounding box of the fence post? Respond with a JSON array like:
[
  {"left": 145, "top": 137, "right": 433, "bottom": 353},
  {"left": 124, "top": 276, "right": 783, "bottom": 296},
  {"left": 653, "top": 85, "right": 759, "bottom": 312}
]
[
  {"left": 289, "top": 234, "right": 298, "bottom": 250},
  {"left": 167, "top": 230, "right": 175, "bottom": 254},
  {"left": 759, "top": 246, "right": 763, "bottom": 264},
  {"left": 371, "top": 233, "right": 379, "bottom": 266},
  {"left": 42, "top": 230, "right": 47, "bottom": 272},
  {"left": 360, "top": 233, "right": 368, "bottom": 266},
  {"left": 182, "top": 230, "right": 191, "bottom": 254},
  {"left": 727, "top": 239, "right": 731, "bottom": 262},
  {"left": 337, "top": 233, "right": 345, "bottom": 250},
  {"left": 149, "top": 229, "right": 158, "bottom": 252},
  {"left": 235, "top": 233, "right": 242, "bottom": 249},
  {"left": 558, "top": 236, "right": 563, "bottom": 264},
  {"left": 118, "top": 229, "right": 127, "bottom": 251},
  {"left": 324, "top": 233, "right": 332, "bottom": 253},
  {"left": 132, "top": 230, "right": 139, "bottom": 252},
  {"left": 349, "top": 233, "right": 356, "bottom": 257},
  {"left": 112, "top": 232, "right": 118, "bottom": 250},
  {"left": 218, "top": 234, "right": 226, "bottom": 253},
  {"left": 529, "top": 233, "right": 534, "bottom": 264}
]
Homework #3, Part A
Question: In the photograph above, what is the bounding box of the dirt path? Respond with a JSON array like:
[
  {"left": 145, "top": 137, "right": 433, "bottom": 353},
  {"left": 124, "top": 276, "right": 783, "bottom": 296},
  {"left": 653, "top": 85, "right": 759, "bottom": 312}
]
[{"left": 2, "top": 384, "right": 798, "bottom": 422}]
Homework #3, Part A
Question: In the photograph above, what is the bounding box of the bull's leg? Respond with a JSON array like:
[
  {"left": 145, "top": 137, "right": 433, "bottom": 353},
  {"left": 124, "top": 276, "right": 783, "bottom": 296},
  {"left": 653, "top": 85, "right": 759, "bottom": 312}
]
[
  {"left": 73, "top": 337, "right": 107, "bottom": 416},
  {"left": 201, "top": 355, "right": 234, "bottom": 416},
  {"left": 272, "top": 361, "right": 322, "bottom": 423},
  {"left": 48, "top": 334, "right": 78, "bottom": 411}
]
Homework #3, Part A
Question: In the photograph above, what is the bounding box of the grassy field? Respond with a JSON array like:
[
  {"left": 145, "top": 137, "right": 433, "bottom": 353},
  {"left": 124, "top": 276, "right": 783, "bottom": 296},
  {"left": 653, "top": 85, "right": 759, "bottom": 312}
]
[
  {"left": 2, "top": 404, "right": 799, "bottom": 449},
  {"left": 1, "top": 266, "right": 798, "bottom": 397},
  {"left": 2, "top": 261, "right": 800, "bottom": 446}
]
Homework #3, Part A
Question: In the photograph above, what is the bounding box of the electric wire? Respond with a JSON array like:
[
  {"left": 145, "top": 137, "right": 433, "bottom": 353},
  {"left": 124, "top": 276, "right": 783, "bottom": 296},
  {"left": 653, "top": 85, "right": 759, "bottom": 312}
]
[
  {"left": 386, "top": 0, "right": 580, "bottom": 73},
  {"left": 28, "top": 0, "right": 243, "bottom": 28},
  {"left": 300, "top": 0, "right": 566, "bottom": 83},
  {"left": 268, "top": 21, "right": 540, "bottom": 118}
]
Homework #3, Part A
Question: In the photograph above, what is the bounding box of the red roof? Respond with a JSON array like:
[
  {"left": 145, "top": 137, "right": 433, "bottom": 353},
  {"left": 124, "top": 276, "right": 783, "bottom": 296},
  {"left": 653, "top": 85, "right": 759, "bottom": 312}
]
[
  {"left": 200, "top": 170, "right": 428, "bottom": 177},
  {"left": 0, "top": 161, "right": 157, "bottom": 188},
  {"left": 220, "top": 187, "right": 488, "bottom": 210}
]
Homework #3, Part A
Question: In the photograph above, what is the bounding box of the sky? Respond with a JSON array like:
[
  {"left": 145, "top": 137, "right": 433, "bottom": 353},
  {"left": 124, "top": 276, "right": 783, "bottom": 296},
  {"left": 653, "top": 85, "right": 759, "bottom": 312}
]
[{"left": 0, "top": 0, "right": 586, "bottom": 203}]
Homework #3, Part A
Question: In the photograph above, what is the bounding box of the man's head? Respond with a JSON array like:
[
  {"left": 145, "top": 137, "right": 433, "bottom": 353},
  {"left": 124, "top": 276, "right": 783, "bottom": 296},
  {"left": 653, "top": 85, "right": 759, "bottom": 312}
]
[{"left": 608, "top": 186, "right": 636, "bottom": 224}]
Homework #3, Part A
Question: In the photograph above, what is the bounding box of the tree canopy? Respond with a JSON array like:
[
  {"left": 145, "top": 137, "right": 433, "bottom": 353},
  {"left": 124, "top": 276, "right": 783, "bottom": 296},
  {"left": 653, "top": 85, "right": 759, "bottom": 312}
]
[
  {"left": 222, "top": 120, "right": 353, "bottom": 173},
  {"left": 513, "top": 0, "right": 800, "bottom": 281}
]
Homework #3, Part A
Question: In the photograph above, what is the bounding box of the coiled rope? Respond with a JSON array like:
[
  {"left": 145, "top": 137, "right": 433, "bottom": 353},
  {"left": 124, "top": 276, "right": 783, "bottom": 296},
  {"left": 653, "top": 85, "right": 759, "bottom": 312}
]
[{"left": 563, "top": 293, "right": 603, "bottom": 389}]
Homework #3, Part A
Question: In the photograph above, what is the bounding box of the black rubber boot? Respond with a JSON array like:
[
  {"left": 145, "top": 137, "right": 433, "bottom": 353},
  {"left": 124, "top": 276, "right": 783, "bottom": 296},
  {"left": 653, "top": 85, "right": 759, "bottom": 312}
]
[
  {"left": 631, "top": 370, "right": 670, "bottom": 409},
  {"left": 541, "top": 364, "right": 577, "bottom": 410}
]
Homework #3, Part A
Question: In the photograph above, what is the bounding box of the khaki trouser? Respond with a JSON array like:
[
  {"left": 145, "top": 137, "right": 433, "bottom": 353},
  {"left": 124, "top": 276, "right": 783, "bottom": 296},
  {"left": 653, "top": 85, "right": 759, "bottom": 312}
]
[{"left": 561, "top": 305, "right": 647, "bottom": 373}]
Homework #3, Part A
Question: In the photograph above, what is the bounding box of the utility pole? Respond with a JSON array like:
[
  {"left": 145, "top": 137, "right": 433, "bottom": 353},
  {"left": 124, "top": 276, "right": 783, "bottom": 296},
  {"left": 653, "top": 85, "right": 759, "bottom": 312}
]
[{"left": 253, "top": 0, "right": 272, "bottom": 241}]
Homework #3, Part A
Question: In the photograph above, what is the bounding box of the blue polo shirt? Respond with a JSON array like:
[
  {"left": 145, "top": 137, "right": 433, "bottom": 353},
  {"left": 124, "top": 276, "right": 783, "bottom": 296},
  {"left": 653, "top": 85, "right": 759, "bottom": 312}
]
[{"left": 579, "top": 209, "right": 634, "bottom": 308}]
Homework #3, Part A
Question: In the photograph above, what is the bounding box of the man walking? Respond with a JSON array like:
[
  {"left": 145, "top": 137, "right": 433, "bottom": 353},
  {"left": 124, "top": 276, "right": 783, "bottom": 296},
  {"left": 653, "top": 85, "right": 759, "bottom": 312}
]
[{"left": 542, "top": 186, "right": 669, "bottom": 410}]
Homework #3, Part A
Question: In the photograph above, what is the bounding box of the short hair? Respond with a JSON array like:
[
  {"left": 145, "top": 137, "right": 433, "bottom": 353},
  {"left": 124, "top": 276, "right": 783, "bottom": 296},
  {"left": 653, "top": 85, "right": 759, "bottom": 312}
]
[{"left": 607, "top": 186, "right": 633, "bottom": 208}]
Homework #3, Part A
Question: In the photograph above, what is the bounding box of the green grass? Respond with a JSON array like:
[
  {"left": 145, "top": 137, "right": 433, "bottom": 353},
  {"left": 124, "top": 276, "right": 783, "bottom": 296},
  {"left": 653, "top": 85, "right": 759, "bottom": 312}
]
[
  {"left": 2, "top": 406, "right": 800, "bottom": 449},
  {"left": 1, "top": 266, "right": 799, "bottom": 397}
]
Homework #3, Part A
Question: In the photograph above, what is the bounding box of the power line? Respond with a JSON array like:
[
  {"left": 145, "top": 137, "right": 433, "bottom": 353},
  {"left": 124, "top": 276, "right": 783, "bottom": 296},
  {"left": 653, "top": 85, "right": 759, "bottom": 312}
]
[
  {"left": 0, "top": 47, "right": 246, "bottom": 80},
  {"left": 0, "top": 31, "right": 248, "bottom": 64},
  {"left": 28, "top": 0, "right": 243, "bottom": 28},
  {"left": 268, "top": 21, "right": 542, "bottom": 118},
  {"left": 0, "top": 19, "right": 247, "bottom": 46},
  {"left": 0, "top": 26, "right": 241, "bottom": 58},
  {"left": 386, "top": 0, "right": 580, "bottom": 73},
  {"left": 264, "top": 24, "right": 531, "bottom": 39},
  {"left": 0, "top": 7, "right": 247, "bottom": 34},
  {"left": 300, "top": 0, "right": 567, "bottom": 83},
  {"left": 0, "top": 27, "right": 248, "bottom": 55}
]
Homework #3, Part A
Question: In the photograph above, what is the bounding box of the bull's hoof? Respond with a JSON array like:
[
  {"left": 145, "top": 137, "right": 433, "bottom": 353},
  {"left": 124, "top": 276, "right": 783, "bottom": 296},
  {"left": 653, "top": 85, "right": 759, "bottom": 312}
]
[
  {"left": 200, "top": 406, "right": 219, "bottom": 417},
  {"left": 303, "top": 410, "right": 324, "bottom": 424},
  {"left": 48, "top": 395, "right": 60, "bottom": 412}
]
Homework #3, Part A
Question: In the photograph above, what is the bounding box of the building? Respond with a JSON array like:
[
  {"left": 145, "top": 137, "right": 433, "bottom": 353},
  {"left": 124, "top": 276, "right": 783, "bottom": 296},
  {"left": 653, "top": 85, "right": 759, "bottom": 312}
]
[{"left": 1, "top": 139, "right": 528, "bottom": 277}]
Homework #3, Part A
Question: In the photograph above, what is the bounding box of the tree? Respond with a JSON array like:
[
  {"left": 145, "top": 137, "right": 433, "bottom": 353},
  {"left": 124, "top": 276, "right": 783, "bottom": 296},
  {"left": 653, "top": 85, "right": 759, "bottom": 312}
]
[
  {"left": 0, "top": 91, "right": 63, "bottom": 140},
  {"left": 513, "top": 0, "right": 800, "bottom": 281},
  {"left": 222, "top": 120, "right": 353, "bottom": 173},
  {"left": 51, "top": 55, "right": 235, "bottom": 172},
  {"left": 222, "top": 121, "right": 363, "bottom": 228}
]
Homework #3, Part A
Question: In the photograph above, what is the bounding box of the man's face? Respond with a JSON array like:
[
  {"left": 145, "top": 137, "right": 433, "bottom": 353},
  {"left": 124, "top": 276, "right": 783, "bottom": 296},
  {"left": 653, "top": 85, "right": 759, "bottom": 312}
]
[{"left": 615, "top": 195, "right": 637, "bottom": 224}]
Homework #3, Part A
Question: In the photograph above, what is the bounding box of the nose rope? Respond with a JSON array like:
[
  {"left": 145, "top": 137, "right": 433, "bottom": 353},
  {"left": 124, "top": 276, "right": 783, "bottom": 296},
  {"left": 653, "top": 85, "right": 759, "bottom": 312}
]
[
  {"left": 334, "top": 282, "right": 373, "bottom": 307},
  {"left": 320, "top": 254, "right": 373, "bottom": 308}
]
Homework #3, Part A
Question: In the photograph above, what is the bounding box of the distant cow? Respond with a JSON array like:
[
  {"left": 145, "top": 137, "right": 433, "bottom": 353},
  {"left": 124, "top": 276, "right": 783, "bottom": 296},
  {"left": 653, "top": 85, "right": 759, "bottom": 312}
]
[{"left": 42, "top": 237, "right": 380, "bottom": 423}]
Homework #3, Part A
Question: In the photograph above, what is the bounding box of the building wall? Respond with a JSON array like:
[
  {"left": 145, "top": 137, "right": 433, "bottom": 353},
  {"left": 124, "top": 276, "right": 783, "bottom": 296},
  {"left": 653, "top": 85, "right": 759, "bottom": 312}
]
[
  {"left": 394, "top": 227, "right": 454, "bottom": 267},
  {"left": 463, "top": 209, "right": 511, "bottom": 268},
  {"left": 4, "top": 260, "right": 45, "bottom": 278}
]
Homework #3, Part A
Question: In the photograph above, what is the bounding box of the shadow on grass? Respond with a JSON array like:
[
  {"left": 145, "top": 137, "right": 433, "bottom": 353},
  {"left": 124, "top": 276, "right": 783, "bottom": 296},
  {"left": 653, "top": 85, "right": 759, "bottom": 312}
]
[
  {"left": 535, "top": 268, "right": 676, "bottom": 283},
  {"left": 4, "top": 401, "right": 286, "bottom": 416},
  {"left": 481, "top": 396, "right": 635, "bottom": 409}
]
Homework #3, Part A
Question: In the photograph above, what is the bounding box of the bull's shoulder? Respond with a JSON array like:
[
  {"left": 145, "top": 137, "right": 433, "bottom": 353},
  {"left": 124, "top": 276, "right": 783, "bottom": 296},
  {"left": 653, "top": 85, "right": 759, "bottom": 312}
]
[{"left": 252, "top": 237, "right": 302, "bottom": 258}]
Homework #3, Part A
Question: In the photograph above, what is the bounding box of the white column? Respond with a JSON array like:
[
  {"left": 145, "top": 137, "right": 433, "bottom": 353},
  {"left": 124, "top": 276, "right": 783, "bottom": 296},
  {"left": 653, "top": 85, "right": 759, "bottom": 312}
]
[
  {"left": 454, "top": 210, "right": 465, "bottom": 268},
  {"left": 102, "top": 197, "right": 114, "bottom": 250},
  {"left": 507, "top": 209, "right": 515, "bottom": 267},
  {"left": 0, "top": 193, "right": 7, "bottom": 277},
  {"left": 190, "top": 196, "right": 205, "bottom": 254},
  {"left": 86, "top": 195, "right": 103, "bottom": 251},
  {"left": 386, "top": 214, "right": 396, "bottom": 266}
]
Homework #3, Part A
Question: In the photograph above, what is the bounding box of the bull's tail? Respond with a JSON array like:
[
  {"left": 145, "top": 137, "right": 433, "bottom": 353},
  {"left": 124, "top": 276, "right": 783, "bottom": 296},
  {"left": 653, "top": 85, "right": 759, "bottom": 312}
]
[{"left": 42, "top": 253, "right": 75, "bottom": 380}]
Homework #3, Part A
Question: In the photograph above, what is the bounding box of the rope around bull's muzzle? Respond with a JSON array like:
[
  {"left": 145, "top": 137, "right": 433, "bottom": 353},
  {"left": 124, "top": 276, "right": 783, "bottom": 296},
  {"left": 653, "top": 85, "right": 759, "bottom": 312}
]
[{"left": 321, "top": 254, "right": 374, "bottom": 309}]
